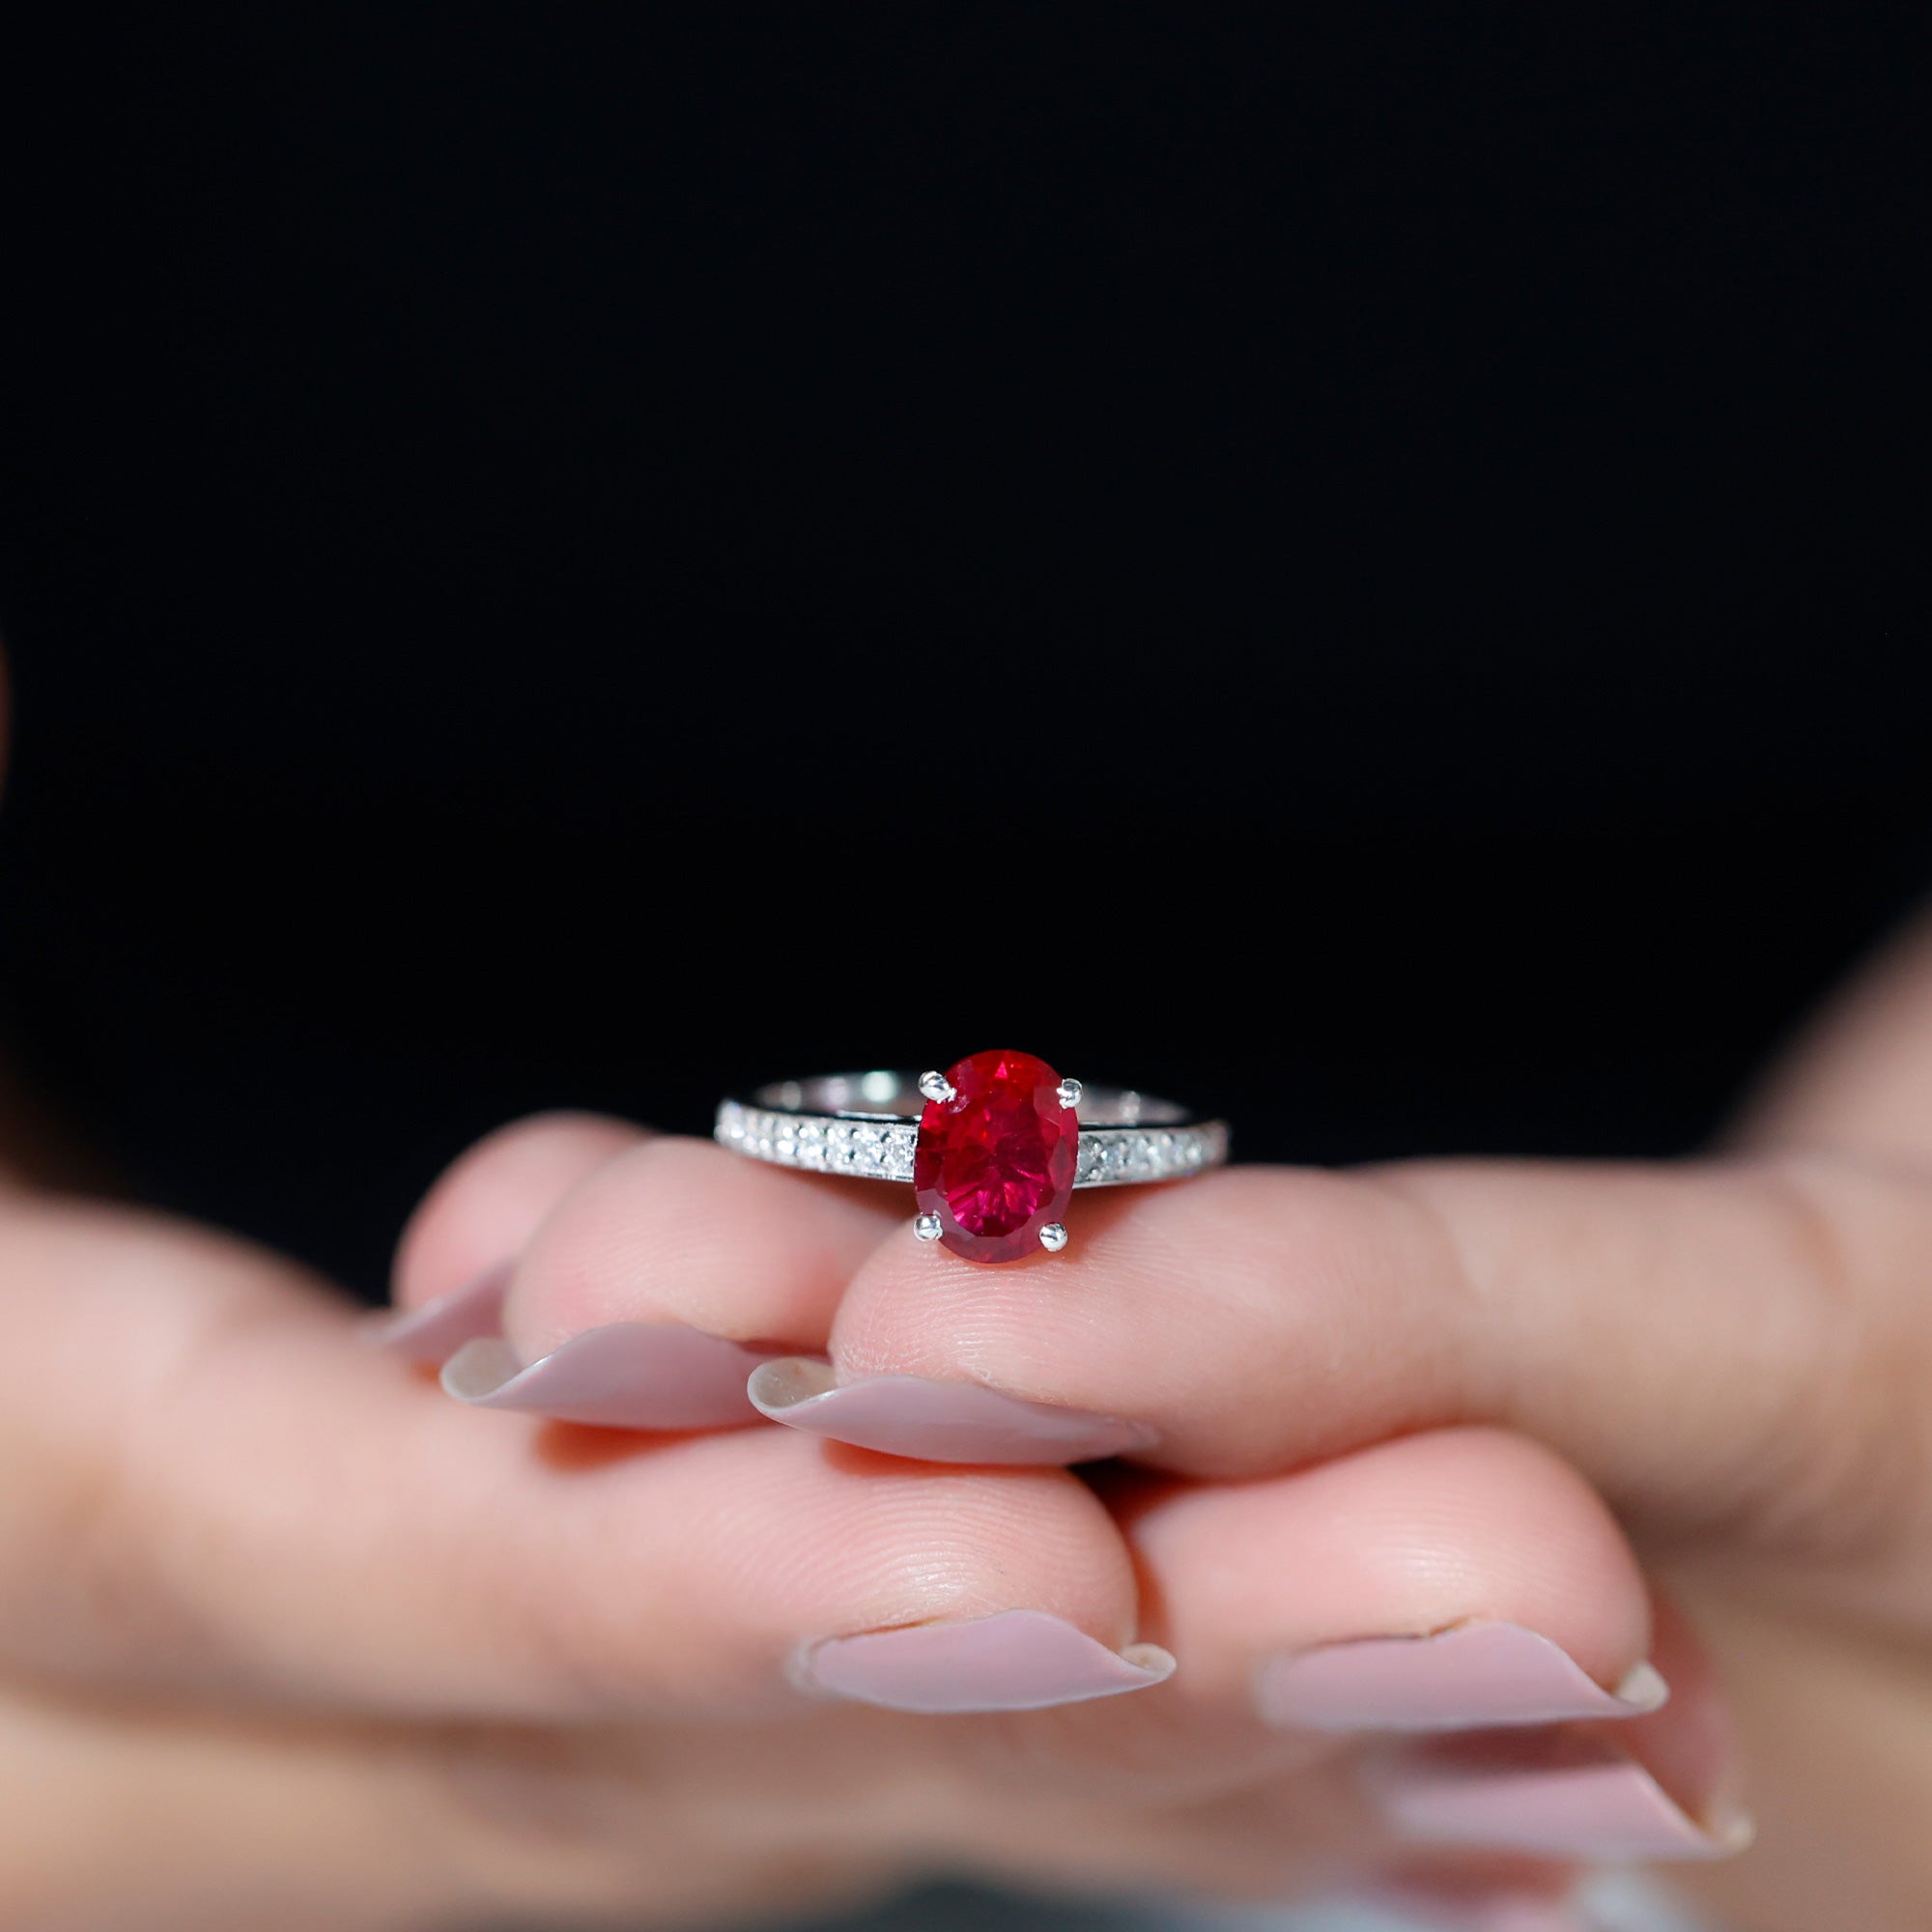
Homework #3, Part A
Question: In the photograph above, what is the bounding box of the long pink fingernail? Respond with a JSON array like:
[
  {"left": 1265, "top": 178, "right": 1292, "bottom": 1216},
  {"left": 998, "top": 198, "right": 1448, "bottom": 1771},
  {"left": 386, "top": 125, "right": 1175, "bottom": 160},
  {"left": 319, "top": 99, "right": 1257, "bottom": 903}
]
[
  {"left": 747, "top": 1357, "right": 1157, "bottom": 1464},
  {"left": 1369, "top": 1726, "right": 1754, "bottom": 1861},
  {"left": 1258, "top": 1621, "right": 1669, "bottom": 1733},
  {"left": 795, "top": 1608, "right": 1175, "bottom": 1713},
  {"left": 441, "top": 1324, "right": 785, "bottom": 1430},
  {"left": 358, "top": 1264, "right": 511, "bottom": 1365}
]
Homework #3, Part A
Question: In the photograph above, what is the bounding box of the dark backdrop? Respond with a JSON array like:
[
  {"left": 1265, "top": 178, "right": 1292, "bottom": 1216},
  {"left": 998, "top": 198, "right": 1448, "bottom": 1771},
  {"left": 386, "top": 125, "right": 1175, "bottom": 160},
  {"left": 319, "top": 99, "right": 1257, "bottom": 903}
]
[{"left": 1, "top": 8, "right": 1927, "bottom": 1296}]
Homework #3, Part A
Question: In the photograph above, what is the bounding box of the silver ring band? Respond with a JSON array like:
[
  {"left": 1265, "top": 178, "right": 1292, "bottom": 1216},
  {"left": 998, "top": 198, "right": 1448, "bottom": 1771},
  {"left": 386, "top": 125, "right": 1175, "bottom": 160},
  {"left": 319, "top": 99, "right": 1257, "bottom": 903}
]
[{"left": 715, "top": 1071, "right": 1230, "bottom": 1189}]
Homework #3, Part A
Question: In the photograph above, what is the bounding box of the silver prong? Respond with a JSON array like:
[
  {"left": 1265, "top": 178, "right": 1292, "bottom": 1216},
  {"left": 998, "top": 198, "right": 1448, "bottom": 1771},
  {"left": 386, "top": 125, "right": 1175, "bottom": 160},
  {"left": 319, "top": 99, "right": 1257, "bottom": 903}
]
[
  {"left": 914, "top": 1211, "right": 944, "bottom": 1242},
  {"left": 1038, "top": 1221, "right": 1069, "bottom": 1252},
  {"left": 918, "top": 1069, "right": 955, "bottom": 1104},
  {"left": 1056, "top": 1076, "right": 1083, "bottom": 1111}
]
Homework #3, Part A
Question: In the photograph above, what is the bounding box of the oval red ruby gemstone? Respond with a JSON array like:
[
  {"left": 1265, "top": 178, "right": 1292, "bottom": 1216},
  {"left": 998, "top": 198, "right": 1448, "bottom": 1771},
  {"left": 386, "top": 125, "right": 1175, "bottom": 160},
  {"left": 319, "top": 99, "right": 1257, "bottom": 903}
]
[{"left": 914, "top": 1049, "right": 1078, "bottom": 1263}]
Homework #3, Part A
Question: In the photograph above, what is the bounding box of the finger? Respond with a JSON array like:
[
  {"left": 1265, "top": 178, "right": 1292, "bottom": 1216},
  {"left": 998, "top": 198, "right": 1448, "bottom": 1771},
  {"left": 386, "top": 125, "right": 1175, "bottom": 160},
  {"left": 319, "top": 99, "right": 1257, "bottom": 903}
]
[
  {"left": 952, "top": 1430, "right": 1735, "bottom": 1909},
  {"left": 1116, "top": 1429, "right": 1745, "bottom": 1876},
  {"left": 0, "top": 1677, "right": 457, "bottom": 1932},
  {"left": 1364, "top": 1604, "right": 1750, "bottom": 1867},
  {"left": 0, "top": 1674, "right": 888, "bottom": 1931},
  {"left": 1124, "top": 1428, "right": 1662, "bottom": 1735},
  {"left": 0, "top": 1197, "right": 1164, "bottom": 1719},
  {"left": 367, "top": 1110, "right": 648, "bottom": 1362},
  {"left": 756, "top": 1151, "right": 1932, "bottom": 1555},
  {"left": 440, "top": 1133, "right": 902, "bottom": 1430},
  {"left": 1735, "top": 901, "right": 1932, "bottom": 1164}
]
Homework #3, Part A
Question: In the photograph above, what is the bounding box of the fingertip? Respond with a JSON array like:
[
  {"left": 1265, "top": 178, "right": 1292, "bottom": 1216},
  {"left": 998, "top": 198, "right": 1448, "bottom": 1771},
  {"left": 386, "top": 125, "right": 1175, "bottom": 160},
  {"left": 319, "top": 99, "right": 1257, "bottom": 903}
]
[
  {"left": 494, "top": 1135, "right": 901, "bottom": 1368},
  {"left": 1126, "top": 1427, "right": 1657, "bottom": 1730},
  {"left": 391, "top": 1111, "right": 648, "bottom": 1314}
]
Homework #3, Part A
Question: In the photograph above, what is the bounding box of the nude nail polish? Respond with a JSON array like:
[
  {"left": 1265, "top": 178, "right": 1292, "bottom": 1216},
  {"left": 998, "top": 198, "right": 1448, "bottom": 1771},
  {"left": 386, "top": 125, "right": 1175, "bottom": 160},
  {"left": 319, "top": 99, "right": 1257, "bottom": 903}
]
[
  {"left": 441, "top": 1322, "right": 784, "bottom": 1429},
  {"left": 748, "top": 1356, "right": 1157, "bottom": 1463},
  {"left": 794, "top": 1608, "right": 1176, "bottom": 1713},
  {"left": 358, "top": 1264, "right": 511, "bottom": 1365},
  {"left": 1369, "top": 1725, "right": 1754, "bottom": 1861},
  {"left": 1257, "top": 1621, "right": 1669, "bottom": 1733}
]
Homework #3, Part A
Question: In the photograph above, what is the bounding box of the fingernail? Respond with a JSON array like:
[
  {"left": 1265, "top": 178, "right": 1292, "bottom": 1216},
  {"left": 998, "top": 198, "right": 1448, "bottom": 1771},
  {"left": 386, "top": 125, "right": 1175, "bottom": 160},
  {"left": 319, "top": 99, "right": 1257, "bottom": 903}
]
[
  {"left": 748, "top": 1357, "right": 1158, "bottom": 1464},
  {"left": 1257, "top": 1621, "right": 1669, "bottom": 1733},
  {"left": 1369, "top": 1727, "right": 1754, "bottom": 1861},
  {"left": 358, "top": 1264, "right": 511, "bottom": 1365},
  {"left": 794, "top": 1608, "right": 1176, "bottom": 1713},
  {"left": 441, "top": 1323, "right": 785, "bottom": 1430}
]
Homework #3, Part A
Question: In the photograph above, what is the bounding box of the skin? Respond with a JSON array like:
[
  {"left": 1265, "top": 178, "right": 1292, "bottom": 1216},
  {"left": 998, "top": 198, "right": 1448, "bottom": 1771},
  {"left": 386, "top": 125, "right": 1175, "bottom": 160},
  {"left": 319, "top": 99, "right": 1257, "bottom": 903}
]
[{"left": 5, "top": 649, "right": 1932, "bottom": 1927}]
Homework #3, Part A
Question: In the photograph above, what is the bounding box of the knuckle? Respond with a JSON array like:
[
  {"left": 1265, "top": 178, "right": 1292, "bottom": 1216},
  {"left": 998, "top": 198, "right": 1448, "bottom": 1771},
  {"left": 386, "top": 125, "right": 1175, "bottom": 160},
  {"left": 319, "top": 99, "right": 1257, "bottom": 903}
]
[
  {"left": 512, "top": 1131, "right": 867, "bottom": 1336},
  {"left": 397, "top": 1111, "right": 645, "bottom": 1300},
  {"left": 1724, "top": 1153, "right": 1932, "bottom": 1557}
]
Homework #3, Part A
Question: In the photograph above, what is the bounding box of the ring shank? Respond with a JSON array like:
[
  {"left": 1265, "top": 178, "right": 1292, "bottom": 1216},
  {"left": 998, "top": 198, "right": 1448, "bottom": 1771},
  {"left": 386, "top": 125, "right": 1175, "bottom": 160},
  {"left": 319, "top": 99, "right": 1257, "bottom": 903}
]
[
  {"left": 717, "top": 1072, "right": 1228, "bottom": 1190},
  {"left": 750, "top": 1070, "right": 1190, "bottom": 1127}
]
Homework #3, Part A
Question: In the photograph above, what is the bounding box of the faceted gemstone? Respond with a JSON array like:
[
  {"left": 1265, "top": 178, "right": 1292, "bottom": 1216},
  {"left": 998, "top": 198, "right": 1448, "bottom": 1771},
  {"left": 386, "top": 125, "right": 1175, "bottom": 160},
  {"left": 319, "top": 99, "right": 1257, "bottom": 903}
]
[{"left": 914, "top": 1049, "right": 1079, "bottom": 1263}]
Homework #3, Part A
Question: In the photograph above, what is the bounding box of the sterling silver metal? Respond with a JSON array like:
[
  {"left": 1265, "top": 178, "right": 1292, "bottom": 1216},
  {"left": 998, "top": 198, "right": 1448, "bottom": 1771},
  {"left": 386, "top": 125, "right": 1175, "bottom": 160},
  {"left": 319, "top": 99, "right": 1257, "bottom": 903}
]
[{"left": 714, "top": 1071, "right": 1230, "bottom": 1190}]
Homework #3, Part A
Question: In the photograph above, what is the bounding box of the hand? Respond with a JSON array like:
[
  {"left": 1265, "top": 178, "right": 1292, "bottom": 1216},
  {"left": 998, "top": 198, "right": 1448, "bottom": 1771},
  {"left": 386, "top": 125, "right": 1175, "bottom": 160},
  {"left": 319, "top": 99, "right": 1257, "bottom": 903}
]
[
  {"left": 6, "top": 587, "right": 1926, "bottom": 1927},
  {"left": 381, "top": 904, "right": 1932, "bottom": 1932},
  {"left": 0, "top": 643, "right": 1588, "bottom": 1929},
  {"left": 6, "top": 1106, "right": 1630, "bottom": 1931}
]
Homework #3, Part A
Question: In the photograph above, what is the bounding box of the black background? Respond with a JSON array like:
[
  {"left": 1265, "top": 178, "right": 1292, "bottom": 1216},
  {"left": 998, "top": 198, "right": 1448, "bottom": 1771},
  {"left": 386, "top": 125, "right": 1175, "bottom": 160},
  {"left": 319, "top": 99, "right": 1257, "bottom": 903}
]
[{"left": 1, "top": 7, "right": 1926, "bottom": 1298}]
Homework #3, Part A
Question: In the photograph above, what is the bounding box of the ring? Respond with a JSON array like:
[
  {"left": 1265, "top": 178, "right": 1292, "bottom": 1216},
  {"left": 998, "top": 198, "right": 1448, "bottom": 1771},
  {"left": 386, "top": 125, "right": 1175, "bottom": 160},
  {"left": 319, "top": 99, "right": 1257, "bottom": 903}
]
[{"left": 715, "top": 1048, "right": 1230, "bottom": 1264}]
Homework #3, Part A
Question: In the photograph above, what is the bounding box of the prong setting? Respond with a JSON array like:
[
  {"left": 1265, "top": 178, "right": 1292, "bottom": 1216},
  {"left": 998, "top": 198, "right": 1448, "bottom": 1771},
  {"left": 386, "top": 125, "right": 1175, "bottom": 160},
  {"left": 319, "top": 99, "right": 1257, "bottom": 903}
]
[
  {"left": 1056, "top": 1076, "right": 1083, "bottom": 1111},
  {"left": 914, "top": 1211, "right": 944, "bottom": 1242},
  {"left": 918, "top": 1069, "right": 955, "bottom": 1105},
  {"left": 1038, "top": 1222, "right": 1069, "bottom": 1252}
]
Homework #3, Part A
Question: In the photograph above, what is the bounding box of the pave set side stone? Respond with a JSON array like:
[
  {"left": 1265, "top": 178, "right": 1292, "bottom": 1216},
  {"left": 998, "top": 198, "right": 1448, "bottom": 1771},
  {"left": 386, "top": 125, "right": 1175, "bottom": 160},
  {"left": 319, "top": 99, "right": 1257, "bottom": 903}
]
[
  {"left": 1072, "top": 1119, "right": 1229, "bottom": 1185},
  {"left": 716, "top": 1104, "right": 919, "bottom": 1179},
  {"left": 714, "top": 1102, "right": 1229, "bottom": 1188}
]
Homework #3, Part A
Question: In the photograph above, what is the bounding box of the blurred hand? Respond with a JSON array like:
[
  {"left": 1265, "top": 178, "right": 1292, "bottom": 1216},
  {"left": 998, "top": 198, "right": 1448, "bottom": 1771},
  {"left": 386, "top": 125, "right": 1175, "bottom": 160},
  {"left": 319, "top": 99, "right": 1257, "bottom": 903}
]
[{"left": 5, "top": 613, "right": 1931, "bottom": 1932}]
